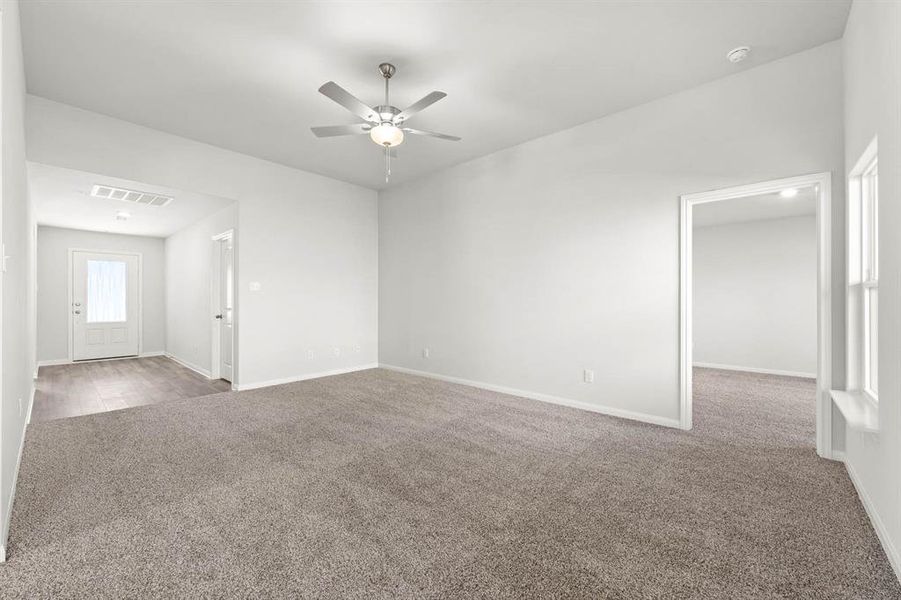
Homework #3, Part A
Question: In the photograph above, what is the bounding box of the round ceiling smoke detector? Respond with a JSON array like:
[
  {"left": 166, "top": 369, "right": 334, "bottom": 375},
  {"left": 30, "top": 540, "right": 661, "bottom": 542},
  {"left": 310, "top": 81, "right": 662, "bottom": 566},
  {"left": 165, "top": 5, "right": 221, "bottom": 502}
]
[{"left": 727, "top": 46, "right": 751, "bottom": 64}]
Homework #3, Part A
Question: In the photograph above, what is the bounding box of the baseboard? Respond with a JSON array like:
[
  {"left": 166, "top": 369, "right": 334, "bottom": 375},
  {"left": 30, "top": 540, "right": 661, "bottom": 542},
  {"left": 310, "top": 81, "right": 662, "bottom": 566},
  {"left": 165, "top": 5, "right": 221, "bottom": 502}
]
[
  {"left": 379, "top": 364, "right": 681, "bottom": 429},
  {"left": 844, "top": 458, "right": 901, "bottom": 583},
  {"left": 693, "top": 362, "right": 816, "bottom": 379},
  {"left": 36, "top": 358, "right": 69, "bottom": 367},
  {"left": 830, "top": 450, "right": 846, "bottom": 462},
  {"left": 164, "top": 353, "right": 212, "bottom": 379},
  {"left": 26, "top": 384, "right": 34, "bottom": 425},
  {"left": 1, "top": 399, "right": 30, "bottom": 563},
  {"left": 37, "top": 351, "right": 166, "bottom": 369},
  {"left": 236, "top": 363, "right": 379, "bottom": 391}
]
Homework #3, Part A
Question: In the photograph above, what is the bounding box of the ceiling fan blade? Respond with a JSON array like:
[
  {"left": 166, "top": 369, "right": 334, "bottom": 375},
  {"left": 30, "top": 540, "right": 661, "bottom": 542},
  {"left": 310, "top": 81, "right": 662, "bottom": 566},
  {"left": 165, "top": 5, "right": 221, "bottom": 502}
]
[
  {"left": 318, "top": 81, "right": 380, "bottom": 123},
  {"left": 310, "top": 124, "right": 372, "bottom": 138},
  {"left": 395, "top": 91, "right": 447, "bottom": 123},
  {"left": 402, "top": 127, "right": 461, "bottom": 142}
]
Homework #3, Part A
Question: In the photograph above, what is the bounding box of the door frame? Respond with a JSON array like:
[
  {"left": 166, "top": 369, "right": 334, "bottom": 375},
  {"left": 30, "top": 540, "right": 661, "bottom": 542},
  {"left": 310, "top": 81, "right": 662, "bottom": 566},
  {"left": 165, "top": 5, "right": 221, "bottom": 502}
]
[
  {"left": 679, "top": 172, "right": 834, "bottom": 459},
  {"left": 210, "top": 229, "right": 236, "bottom": 388},
  {"left": 67, "top": 248, "right": 144, "bottom": 362}
]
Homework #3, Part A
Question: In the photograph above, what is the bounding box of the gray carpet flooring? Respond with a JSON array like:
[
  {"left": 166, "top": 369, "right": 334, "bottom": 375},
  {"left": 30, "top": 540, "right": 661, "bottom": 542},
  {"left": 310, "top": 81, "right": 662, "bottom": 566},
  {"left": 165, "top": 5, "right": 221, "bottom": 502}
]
[{"left": 0, "top": 367, "right": 898, "bottom": 598}]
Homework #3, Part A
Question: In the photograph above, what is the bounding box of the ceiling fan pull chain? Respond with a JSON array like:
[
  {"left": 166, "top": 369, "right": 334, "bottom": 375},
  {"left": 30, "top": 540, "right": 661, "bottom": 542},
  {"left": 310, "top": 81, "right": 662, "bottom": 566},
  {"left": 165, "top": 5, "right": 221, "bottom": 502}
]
[{"left": 385, "top": 145, "right": 391, "bottom": 182}]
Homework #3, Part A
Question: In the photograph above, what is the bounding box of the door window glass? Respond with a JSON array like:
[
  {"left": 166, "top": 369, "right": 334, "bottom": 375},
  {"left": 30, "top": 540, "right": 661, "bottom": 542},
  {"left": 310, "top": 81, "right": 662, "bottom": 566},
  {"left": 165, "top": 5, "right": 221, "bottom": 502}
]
[{"left": 86, "top": 260, "right": 127, "bottom": 322}]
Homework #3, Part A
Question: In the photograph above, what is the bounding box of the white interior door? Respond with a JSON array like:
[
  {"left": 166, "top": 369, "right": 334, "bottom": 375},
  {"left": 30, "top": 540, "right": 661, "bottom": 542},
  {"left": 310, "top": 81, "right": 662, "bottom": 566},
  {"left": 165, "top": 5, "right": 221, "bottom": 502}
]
[
  {"left": 217, "top": 238, "right": 234, "bottom": 382},
  {"left": 72, "top": 251, "right": 140, "bottom": 361}
]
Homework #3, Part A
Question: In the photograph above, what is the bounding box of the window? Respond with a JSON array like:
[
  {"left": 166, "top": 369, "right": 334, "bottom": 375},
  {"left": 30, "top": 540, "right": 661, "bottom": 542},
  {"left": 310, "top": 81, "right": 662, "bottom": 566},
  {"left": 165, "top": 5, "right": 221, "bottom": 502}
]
[
  {"left": 849, "top": 138, "right": 878, "bottom": 401},
  {"left": 861, "top": 159, "right": 878, "bottom": 397},
  {"left": 86, "top": 259, "right": 128, "bottom": 323}
]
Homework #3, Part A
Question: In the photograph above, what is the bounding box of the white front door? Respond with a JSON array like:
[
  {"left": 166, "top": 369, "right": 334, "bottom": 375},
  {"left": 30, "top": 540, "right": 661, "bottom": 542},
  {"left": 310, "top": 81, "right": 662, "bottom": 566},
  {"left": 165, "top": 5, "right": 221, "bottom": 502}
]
[
  {"left": 217, "top": 238, "right": 234, "bottom": 382},
  {"left": 72, "top": 251, "right": 140, "bottom": 361}
]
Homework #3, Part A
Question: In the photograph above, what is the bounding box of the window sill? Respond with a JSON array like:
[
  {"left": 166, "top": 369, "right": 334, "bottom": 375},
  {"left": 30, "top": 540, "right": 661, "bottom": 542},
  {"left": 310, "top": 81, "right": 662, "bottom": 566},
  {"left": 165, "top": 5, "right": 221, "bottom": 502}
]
[{"left": 831, "top": 390, "right": 879, "bottom": 433}]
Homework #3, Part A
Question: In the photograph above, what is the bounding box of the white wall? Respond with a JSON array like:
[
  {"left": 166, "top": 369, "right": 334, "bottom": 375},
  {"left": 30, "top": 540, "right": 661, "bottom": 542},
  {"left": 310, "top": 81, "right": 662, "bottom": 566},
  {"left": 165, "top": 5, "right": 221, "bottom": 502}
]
[
  {"left": 1, "top": 0, "right": 35, "bottom": 561},
  {"left": 379, "top": 42, "right": 845, "bottom": 426},
  {"left": 842, "top": 0, "right": 901, "bottom": 580},
  {"left": 25, "top": 95, "right": 379, "bottom": 389},
  {"left": 693, "top": 215, "right": 817, "bottom": 377},
  {"left": 165, "top": 203, "right": 236, "bottom": 375},
  {"left": 36, "top": 226, "right": 166, "bottom": 362}
]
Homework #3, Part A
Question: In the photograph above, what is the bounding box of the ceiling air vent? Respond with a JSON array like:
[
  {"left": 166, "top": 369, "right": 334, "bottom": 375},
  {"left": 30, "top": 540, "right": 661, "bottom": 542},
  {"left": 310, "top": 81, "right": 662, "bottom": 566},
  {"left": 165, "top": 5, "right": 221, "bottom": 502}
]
[{"left": 91, "top": 184, "right": 173, "bottom": 207}]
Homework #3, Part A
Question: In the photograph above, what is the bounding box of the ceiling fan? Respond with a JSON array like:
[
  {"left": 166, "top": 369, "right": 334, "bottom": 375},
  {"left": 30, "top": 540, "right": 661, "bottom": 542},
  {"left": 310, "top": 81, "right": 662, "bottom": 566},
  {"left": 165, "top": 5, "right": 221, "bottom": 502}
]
[{"left": 311, "top": 63, "right": 461, "bottom": 181}]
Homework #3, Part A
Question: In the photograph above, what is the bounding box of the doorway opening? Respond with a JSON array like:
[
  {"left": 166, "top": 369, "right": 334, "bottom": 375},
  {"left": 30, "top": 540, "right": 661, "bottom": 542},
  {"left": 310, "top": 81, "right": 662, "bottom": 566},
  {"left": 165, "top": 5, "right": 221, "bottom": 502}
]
[
  {"left": 680, "top": 173, "right": 833, "bottom": 458},
  {"left": 31, "top": 162, "right": 237, "bottom": 421}
]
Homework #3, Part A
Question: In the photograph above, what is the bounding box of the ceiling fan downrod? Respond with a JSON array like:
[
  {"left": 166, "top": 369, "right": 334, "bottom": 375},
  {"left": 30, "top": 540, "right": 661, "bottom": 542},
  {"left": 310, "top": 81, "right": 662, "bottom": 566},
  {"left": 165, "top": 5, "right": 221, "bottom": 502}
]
[{"left": 380, "top": 63, "right": 395, "bottom": 182}]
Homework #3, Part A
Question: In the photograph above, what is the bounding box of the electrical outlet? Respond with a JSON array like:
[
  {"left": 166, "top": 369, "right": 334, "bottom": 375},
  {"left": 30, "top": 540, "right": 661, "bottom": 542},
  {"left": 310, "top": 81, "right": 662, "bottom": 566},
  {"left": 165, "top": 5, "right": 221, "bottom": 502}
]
[
  {"left": 307, "top": 350, "right": 314, "bottom": 359},
  {"left": 353, "top": 345, "right": 361, "bottom": 353},
  {"left": 422, "top": 348, "right": 430, "bottom": 359},
  {"left": 583, "top": 369, "right": 595, "bottom": 384},
  {"left": 333, "top": 347, "right": 341, "bottom": 357}
]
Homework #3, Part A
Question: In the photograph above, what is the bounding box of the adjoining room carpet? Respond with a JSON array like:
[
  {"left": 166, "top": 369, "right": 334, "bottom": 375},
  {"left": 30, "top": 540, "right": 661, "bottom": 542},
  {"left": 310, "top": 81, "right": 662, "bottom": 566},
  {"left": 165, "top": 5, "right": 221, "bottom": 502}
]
[{"left": 1, "top": 368, "right": 898, "bottom": 598}]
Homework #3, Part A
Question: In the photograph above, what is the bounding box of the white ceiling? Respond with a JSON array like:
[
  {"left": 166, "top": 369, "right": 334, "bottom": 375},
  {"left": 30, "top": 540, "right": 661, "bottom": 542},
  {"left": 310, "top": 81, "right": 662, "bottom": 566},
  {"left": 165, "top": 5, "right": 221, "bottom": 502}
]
[
  {"left": 20, "top": 1, "right": 851, "bottom": 190},
  {"left": 29, "top": 162, "right": 235, "bottom": 237},
  {"left": 693, "top": 186, "right": 817, "bottom": 228}
]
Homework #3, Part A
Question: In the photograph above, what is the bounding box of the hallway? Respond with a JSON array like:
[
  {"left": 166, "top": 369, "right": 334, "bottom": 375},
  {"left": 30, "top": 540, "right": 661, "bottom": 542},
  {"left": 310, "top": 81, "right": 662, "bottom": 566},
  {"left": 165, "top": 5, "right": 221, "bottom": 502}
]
[{"left": 32, "top": 357, "right": 231, "bottom": 422}]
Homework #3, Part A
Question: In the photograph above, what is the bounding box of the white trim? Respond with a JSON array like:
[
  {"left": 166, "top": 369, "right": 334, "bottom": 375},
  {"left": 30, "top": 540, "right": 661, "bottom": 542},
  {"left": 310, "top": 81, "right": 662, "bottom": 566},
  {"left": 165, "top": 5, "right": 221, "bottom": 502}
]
[
  {"left": 236, "top": 363, "right": 379, "bottom": 391},
  {"left": 37, "top": 350, "right": 164, "bottom": 368},
  {"left": 36, "top": 358, "right": 70, "bottom": 367},
  {"left": 0, "top": 390, "right": 30, "bottom": 563},
  {"left": 844, "top": 458, "right": 901, "bottom": 582},
  {"left": 26, "top": 385, "right": 34, "bottom": 425},
  {"left": 850, "top": 136, "right": 879, "bottom": 182},
  {"left": 67, "top": 248, "right": 144, "bottom": 362},
  {"left": 165, "top": 352, "right": 212, "bottom": 379},
  {"left": 846, "top": 136, "right": 879, "bottom": 402},
  {"left": 680, "top": 172, "right": 833, "bottom": 457},
  {"left": 830, "top": 389, "right": 879, "bottom": 433},
  {"left": 693, "top": 362, "right": 816, "bottom": 379},
  {"left": 379, "top": 364, "right": 681, "bottom": 429}
]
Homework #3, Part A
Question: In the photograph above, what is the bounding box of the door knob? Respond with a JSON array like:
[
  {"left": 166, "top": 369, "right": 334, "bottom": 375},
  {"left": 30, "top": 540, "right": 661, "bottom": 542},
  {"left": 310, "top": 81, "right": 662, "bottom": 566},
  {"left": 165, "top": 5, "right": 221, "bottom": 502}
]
[
  {"left": 215, "top": 314, "right": 223, "bottom": 319},
  {"left": 74, "top": 310, "right": 81, "bottom": 315}
]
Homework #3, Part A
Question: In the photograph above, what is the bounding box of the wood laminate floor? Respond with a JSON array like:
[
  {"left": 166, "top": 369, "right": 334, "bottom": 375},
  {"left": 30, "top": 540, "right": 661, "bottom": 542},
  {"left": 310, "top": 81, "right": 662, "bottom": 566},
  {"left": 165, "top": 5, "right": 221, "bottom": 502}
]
[{"left": 32, "top": 356, "right": 232, "bottom": 423}]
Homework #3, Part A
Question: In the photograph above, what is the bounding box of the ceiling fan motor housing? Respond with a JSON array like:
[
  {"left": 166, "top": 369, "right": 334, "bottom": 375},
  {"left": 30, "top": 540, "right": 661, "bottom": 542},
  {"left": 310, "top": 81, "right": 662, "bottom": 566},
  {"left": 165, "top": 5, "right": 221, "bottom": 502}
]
[{"left": 375, "top": 104, "right": 401, "bottom": 123}]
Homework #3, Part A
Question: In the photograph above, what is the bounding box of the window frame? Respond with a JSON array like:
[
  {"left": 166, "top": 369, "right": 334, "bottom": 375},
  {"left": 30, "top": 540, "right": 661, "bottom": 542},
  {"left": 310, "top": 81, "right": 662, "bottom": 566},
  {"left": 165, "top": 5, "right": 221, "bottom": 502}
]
[
  {"left": 861, "top": 159, "right": 878, "bottom": 400},
  {"left": 848, "top": 138, "right": 879, "bottom": 403}
]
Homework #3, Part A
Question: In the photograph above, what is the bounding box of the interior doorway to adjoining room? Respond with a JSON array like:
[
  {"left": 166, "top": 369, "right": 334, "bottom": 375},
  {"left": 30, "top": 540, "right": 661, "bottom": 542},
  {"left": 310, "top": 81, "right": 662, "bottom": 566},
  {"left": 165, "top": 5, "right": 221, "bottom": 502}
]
[{"left": 680, "top": 173, "right": 833, "bottom": 458}]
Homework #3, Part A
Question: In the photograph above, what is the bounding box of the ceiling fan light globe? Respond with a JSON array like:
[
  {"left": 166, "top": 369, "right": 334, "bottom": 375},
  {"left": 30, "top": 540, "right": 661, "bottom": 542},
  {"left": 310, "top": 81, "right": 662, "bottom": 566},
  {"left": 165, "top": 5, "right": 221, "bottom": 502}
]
[{"left": 370, "top": 123, "right": 404, "bottom": 147}]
